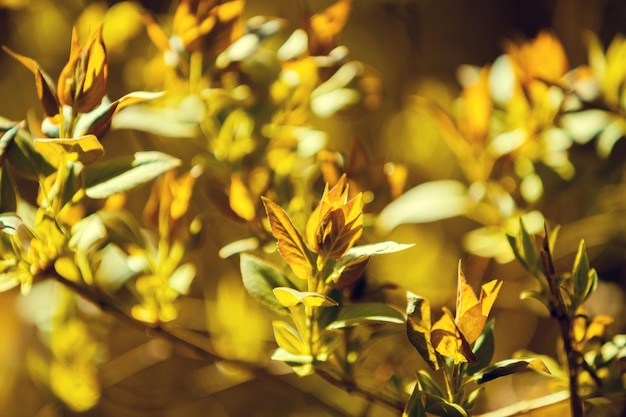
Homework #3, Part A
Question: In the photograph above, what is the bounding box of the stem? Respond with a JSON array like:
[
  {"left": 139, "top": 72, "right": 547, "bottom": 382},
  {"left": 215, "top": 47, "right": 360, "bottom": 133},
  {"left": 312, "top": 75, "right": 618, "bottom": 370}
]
[{"left": 541, "top": 227, "right": 583, "bottom": 417}]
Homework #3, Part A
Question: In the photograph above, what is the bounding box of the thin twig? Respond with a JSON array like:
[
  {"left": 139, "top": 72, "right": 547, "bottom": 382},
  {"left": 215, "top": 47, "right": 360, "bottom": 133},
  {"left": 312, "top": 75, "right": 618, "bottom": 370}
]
[{"left": 541, "top": 226, "right": 583, "bottom": 417}]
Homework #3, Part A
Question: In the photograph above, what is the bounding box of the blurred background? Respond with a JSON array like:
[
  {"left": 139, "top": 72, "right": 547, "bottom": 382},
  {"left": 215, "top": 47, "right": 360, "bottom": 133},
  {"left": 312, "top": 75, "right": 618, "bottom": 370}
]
[{"left": 1, "top": 0, "right": 626, "bottom": 416}]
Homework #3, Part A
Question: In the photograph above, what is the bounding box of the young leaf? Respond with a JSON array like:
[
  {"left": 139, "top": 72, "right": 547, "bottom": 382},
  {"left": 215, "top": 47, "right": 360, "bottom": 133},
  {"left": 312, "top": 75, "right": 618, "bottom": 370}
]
[
  {"left": 416, "top": 370, "right": 444, "bottom": 398},
  {"left": 240, "top": 254, "right": 292, "bottom": 315},
  {"left": 34, "top": 135, "right": 104, "bottom": 167},
  {"left": 406, "top": 292, "right": 439, "bottom": 370},
  {"left": 272, "top": 321, "right": 306, "bottom": 355},
  {"left": 403, "top": 382, "right": 427, "bottom": 417},
  {"left": 474, "top": 358, "right": 551, "bottom": 384},
  {"left": 83, "top": 151, "right": 181, "bottom": 199},
  {"left": 572, "top": 239, "right": 597, "bottom": 304},
  {"left": 273, "top": 287, "right": 338, "bottom": 308},
  {"left": 431, "top": 307, "right": 478, "bottom": 365},
  {"left": 423, "top": 392, "right": 469, "bottom": 417},
  {"left": 326, "top": 303, "right": 405, "bottom": 329},
  {"left": 261, "top": 197, "right": 314, "bottom": 280}
]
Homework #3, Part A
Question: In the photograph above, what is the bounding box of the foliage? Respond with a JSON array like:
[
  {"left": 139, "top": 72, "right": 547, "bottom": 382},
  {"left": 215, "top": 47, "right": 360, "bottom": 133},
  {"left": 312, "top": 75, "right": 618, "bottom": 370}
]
[{"left": 0, "top": 1, "right": 625, "bottom": 417}]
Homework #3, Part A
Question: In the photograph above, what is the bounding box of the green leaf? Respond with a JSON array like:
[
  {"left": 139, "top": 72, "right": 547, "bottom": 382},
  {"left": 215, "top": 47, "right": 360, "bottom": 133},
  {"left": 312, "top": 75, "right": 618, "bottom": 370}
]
[
  {"left": 403, "top": 382, "right": 427, "bottom": 417},
  {"left": 0, "top": 122, "right": 21, "bottom": 166},
  {"left": 474, "top": 358, "right": 551, "bottom": 384},
  {"left": 415, "top": 370, "right": 444, "bottom": 398},
  {"left": 326, "top": 303, "right": 405, "bottom": 329},
  {"left": 463, "top": 387, "right": 483, "bottom": 411},
  {"left": 519, "top": 219, "right": 539, "bottom": 274},
  {"left": 466, "top": 319, "right": 495, "bottom": 376},
  {"left": 406, "top": 292, "right": 439, "bottom": 370},
  {"left": 6, "top": 131, "right": 55, "bottom": 179},
  {"left": 0, "top": 168, "right": 16, "bottom": 213},
  {"left": 572, "top": 239, "right": 597, "bottom": 304},
  {"left": 240, "top": 254, "right": 293, "bottom": 315},
  {"left": 423, "top": 393, "right": 468, "bottom": 417},
  {"left": 84, "top": 151, "right": 181, "bottom": 199}
]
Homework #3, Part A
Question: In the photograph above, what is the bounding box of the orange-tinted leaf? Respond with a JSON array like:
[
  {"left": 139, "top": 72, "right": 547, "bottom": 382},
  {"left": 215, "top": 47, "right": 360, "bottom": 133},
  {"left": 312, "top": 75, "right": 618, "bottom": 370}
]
[
  {"left": 432, "top": 307, "right": 478, "bottom": 365},
  {"left": 455, "top": 260, "right": 502, "bottom": 344},
  {"left": 458, "top": 66, "right": 492, "bottom": 144},
  {"left": 262, "top": 197, "right": 314, "bottom": 280},
  {"left": 505, "top": 31, "right": 568, "bottom": 84},
  {"left": 3, "top": 46, "right": 59, "bottom": 117},
  {"left": 141, "top": 10, "right": 171, "bottom": 52},
  {"left": 309, "top": 0, "right": 353, "bottom": 55}
]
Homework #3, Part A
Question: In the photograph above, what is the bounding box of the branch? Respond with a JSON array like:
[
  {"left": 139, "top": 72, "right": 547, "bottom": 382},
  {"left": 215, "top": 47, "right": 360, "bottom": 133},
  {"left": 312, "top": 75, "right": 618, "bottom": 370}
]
[
  {"left": 541, "top": 226, "right": 583, "bottom": 417},
  {"left": 43, "top": 271, "right": 358, "bottom": 417}
]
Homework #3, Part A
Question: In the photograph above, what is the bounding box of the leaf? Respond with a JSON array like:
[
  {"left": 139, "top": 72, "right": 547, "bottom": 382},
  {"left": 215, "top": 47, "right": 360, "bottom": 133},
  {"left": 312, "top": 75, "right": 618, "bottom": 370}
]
[
  {"left": 423, "top": 392, "right": 469, "bottom": 417},
  {"left": 0, "top": 167, "right": 16, "bottom": 213},
  {"left": 376, "top": 180, "right": 471, "bottom": 233},
  {"left": 474, "top": 358, "right": 551, "bottom": 384},
  {"left": 261, "top": 196, "right": 314, "bottom": 280},
  {"left": 466, "top": 319, "right": 495, "bottom": 376},
  {"left": 406, "top": 292, "right": 439, "bottom": 370},
  {"left": 229, "top": 172, "right": 256, "bottom": 221},
  {"left": 415, "top": 370, "right": 445, "bottom": 398},
  {"left": 326, "top": 303, "right": 405, "bottom": 329},
  {"left": 2, "top": 46, "right": 60, "bottom": 117},
  {"left": 431, "top": 307, "right": 478, "bottom": 365},
  {"left": 6, "top": 132, "right": 56, "bottom": 179},
  {"left": 169, "top": 263, "right": 196, "bottom": 295},
  {"left": 34, "top": 135, "right": 104, "bottom": 167},
  {"left": 344, "top": 241, "right": 415, "bottom": 260},
  {"left": 455, "top": 261, "right": 502, "bottom": 345},
  {"left": 273, "top": 287, "right": 338, "bottom": 308},
  {"left": 572, "top": 239, "right": 597, "bottom": 304},
  {"left": 240, "top": 254, "right": 292, "bottom": 315},
  {"left": 272, "top": 321, "right": 306, "bottom": 355},
  {"left": 83, "top": 151, "right": 181, "bottom": 199},
  {"left": 334, "top": 256, "right": 369, "bottom": 288},
  {"left": 403, "top": 382, "right": 427, "bottom": 417},
  {"left": 0, "top": 122, "right": 22, "bottom": 166}
]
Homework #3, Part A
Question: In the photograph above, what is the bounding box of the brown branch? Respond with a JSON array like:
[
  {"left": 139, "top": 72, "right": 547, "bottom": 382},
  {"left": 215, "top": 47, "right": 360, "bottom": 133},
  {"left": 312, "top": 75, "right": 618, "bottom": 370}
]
[{"left": 541, "top": 226, "right": 583, "bottom": 417}]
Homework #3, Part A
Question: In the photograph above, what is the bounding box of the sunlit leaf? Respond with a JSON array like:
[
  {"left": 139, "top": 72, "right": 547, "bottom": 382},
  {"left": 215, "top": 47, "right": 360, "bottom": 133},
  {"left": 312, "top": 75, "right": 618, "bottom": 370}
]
[
  {"left": 230, "top": 172, "right": 256, "bottom": 221},
  {"left": 308, "top": 0, "right": 352, "bottom": 55},
  {"left": 169, "top": 263, "right": 195, "bottom": 294},
  {"left": 431, "top": 307, "right": 478, "bottom": 365},
  {"left": 344, "top": 241, "right": 415, "bottom": 260},
  {"left": 84, "top": 151, "right": 181, "bottom": 199},
  {"left": 273, "top": 287, "right": 338, "bottom": 308},
  {"left": 406, "top": 292, "right": 439, "bottom": 370},
  {"left": 376, "top": 180, "right": 471, "bottom": 233},
  {"left": 34, "top": 135, "right": 104, "bottom": 167},
  {"left": 326, "top": 303, "right": 404, "bottom": 329},
  {"left": 272, "top": 321, "right": 306, "bottom": 355},
  {"left": 261, "top": 196, "right": 314, "bottom": 280},
  {"left": 240, "top": 254, "right": 292, "bottom": 315},
  {"left": 474, "top": 358, "right": 551, "bottom": 384}
]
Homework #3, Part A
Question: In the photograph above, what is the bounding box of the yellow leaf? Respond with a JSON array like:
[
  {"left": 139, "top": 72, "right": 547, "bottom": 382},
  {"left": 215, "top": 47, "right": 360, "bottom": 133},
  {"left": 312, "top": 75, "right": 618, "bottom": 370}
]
[
  {"left": 273, "top": 287, "right": 338, "bottom": 308},
  {"left": 455, "top": 260, "right": 502, "bottom": 345},
  {"left": 431, "top": 307, "right": 477, "bottom": 365},
  {"left": 34, "top": 134, "right": 104, "bottom": 167},
  {"left": 229, "top": 172, "right": 256, "bottom": 221},
  {"left": 262, "top": 197, "right": 314, "bottom": 280},
  {"left": 309, "top": 0, "right": 353, "bottom": 55}
]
